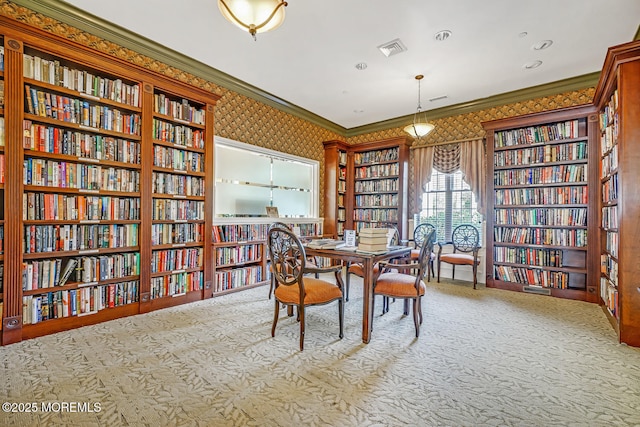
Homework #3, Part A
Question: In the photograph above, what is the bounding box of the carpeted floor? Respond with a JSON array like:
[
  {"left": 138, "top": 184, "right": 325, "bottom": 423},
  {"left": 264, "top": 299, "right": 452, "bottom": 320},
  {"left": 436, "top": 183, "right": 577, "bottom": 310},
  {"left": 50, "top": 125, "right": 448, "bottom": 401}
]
[{"left": 1, "top": 276, "right": 639, "bottom": 427}]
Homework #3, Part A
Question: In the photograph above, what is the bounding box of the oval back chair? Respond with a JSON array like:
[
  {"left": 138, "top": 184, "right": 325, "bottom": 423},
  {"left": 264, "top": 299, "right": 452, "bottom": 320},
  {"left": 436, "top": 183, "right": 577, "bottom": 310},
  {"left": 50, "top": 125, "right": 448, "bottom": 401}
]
[{"left": 436, "top": 224, "right": 481, "bottom": 289}]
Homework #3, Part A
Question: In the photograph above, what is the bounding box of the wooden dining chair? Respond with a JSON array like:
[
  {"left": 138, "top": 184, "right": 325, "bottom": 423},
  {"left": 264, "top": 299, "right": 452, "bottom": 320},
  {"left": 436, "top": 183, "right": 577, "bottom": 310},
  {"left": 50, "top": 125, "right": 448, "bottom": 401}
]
[
  {"left": 437, "top": 224, "right": 481, "bottom": 289},
  {"left": 373, "top": 229, "right": 435, "bottom": 337},
  {"left": 268, "top": 226, "right": 344, "bottom": 351},
  {"left": 410, "top": 222, "right": 436, "bottom": 279}
]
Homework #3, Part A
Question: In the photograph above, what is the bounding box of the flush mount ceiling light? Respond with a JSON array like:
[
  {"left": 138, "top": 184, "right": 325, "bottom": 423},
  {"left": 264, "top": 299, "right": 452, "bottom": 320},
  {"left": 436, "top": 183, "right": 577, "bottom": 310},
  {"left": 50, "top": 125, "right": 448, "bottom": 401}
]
[
  {"left": 404, "top": 75, "right": 435, "bottom": 140},
  {"left": 532, "top": 40, "right": 553, "bottom": 50},
  {"left": 218, "top": 0, "right": 287, "bottom": 41}
]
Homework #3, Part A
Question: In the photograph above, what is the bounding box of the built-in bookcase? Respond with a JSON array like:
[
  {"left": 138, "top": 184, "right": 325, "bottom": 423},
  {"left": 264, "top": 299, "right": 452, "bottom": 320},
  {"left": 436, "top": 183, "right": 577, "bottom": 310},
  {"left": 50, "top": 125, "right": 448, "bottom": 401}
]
[
  {"left": 594, "top": 40, "right": 640, "bottom": 347},
  {"left": 0, "top": 17, "right": 218, "bottom": 345},
  {"left": 483, "top": 105, "right": 599, "bottom": 302},
  {"left": 148, "top": 89, "right": 207, "bottom": 304},
  {"left": 212, "top": 219, "right": 322, "bottom": 295},
  {"left": 0, "top": 38, "right": 5, "bottom": 329},
  {"left": 20, "top": 44, "right": 143, "bottom": 332},
  {"left": 324, "top": 137, "right": 410, "bottom": 240}
]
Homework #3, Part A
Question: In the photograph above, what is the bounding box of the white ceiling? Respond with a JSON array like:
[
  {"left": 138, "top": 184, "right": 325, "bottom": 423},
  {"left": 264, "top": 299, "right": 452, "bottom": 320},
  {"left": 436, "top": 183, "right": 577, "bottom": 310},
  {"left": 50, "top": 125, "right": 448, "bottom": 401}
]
[{"left": 61, "top": 0, "right": 640, "bottom": 130}]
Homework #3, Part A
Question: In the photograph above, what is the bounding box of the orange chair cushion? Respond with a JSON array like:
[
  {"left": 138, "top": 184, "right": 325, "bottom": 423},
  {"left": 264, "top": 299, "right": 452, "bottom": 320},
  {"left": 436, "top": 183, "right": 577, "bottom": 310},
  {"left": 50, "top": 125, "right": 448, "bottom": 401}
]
[
  {"left": 375, "top": 272, "right": 426, "bottom": 298},
  {"left": 348, "top": 263, "right": 379, "bottom": 277},
  {"left": 440, "top": 253, "right": 477, "bottom": 265},
  {"left": 411, "top": 249, "right": 435, "bottom": 261},
  {"left": 274, "top": 278, "right": 342, "bottom": 305}
]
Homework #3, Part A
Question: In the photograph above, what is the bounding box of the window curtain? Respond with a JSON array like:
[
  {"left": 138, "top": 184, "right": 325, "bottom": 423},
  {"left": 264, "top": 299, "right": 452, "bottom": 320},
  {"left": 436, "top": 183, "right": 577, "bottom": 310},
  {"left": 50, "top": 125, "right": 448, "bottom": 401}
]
[
  {"left": 459, "top": 138, "right": 486, "bottom": 217},
  {"left": 412, "top": 145, "right": 434, "bottom": 210},
  {"left": 413, "top": 138, "right": 486, "bottom": 216}
]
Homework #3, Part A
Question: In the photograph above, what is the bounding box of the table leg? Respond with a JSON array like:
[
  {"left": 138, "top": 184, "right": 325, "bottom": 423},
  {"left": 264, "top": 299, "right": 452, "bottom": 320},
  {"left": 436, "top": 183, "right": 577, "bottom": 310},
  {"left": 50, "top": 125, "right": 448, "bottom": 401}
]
[{"left": 361, "top": 258, "right": 373, "bottom": 343}]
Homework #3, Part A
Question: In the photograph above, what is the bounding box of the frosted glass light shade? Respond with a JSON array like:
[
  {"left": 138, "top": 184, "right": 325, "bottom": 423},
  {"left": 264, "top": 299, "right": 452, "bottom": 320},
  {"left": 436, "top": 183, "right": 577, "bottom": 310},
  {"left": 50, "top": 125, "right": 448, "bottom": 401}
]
[
  {"left": 218, "top": 0, "right": 287, "bottom": 36},
  {"left": 404, "top": 122, "right": 435, "bottom": 138}
]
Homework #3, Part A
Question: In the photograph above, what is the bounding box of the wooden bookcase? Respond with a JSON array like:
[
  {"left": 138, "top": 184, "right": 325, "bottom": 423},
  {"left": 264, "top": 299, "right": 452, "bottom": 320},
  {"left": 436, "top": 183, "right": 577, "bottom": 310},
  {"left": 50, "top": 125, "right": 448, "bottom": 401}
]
[
  {"left": 483, "top": 105, "right": 599, "bottom": 302},
  {"left": 322, "top": 140, "right": 349, "bottom": 239},
  {"left": 0, "top": 17, "right": 219, "bottom": 345},
  {"left": 0, "top": 37, "right": 4, "bottom": 331},
  {"left": 324, "top": 137, "right": 410, "bottom": 240},
  {"left": 593, "top": 40, "right": 640, "bottom": 347},
  {"left": 212, "top": 219, "right": 322, "bottom": 295}
]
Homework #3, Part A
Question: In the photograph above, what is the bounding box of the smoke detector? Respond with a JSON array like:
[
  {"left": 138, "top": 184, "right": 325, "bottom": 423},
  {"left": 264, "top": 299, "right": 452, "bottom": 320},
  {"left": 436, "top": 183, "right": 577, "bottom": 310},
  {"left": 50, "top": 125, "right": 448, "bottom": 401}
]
[{"left": 377, "top": 39, "right": 407, "bottom": 57}]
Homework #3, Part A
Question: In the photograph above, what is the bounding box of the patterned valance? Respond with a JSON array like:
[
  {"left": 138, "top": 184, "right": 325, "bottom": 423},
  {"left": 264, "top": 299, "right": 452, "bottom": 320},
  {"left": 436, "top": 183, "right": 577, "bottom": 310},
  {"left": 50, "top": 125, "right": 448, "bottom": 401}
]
[{"left": 433, "top": 144, "right": 460, "bottom": 174}]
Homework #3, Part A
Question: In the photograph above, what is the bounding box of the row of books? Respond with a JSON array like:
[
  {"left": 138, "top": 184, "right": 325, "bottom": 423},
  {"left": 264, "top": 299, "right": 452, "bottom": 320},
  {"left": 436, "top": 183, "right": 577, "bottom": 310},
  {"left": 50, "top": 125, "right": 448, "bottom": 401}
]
[
  {"left": 494, "top": 207, "right": 587, "bottom": 227},
  {"left": 493, "top": 247, "right": 565, "bottom": 268},
  {"left": 599, "top": 89, "right": 619, "bottom": 134},
  {"left": 25, "top": 85, "right": 141, "bottom": 135},
  {"left": 215, "top": 265, "right": 263, "bottom": 292},
  {"left": 601, "top": 123, "right": 619, "bottom": 156},
  {"left": 150, "top": 271, "right": 203, "bottom": 299},
  {"left": 153, "top": 94, "right": 206, "bottom": 125},
  {"left": 23, "top": 121, "right": 141, "bottom": 163},
  {"left": 151, "top": 248, "right": 203, "bottom": 273},
  {"left": 152, "top": 119, "right": 204, "bottom": 149},
  {"left": 353, "top": 148, "right": 398, "bottom": 165},
  {"left": 600, "top": 253, "right": 618, "bottom": 285},
  {"left": 605, "top": 231, "right": 618, "bottom": 258},
  {"left": 0, "top": 153, "right": 5, "bottom": 184},
  {"left": 494, "top": 164, "right": 587, "bottom": 186},
  {"left": 22, "top": 254, "right": 138, "bottom": 292},
  {"left": 494, "top": 186, "right": 588, "bottom": 206},
  {"left": 24, "top": 224, "right": 139, "bottom": 253},
  {"left": 353, "top": 208, "right": 398, "bottom": 222},
  {"left": 23, "top": 53, "right": 140, "bottom": 107},
  {"left": 493, "top": 265, "right": 571, "bottom": 289},
  {"left": 152, "top": 199, "right": 204, "bottom": 221},
  {"left": 601, "top": 145, "right": 618, "bottom": 177},
  {"left": 24, "top": 192, "right": 139, "bottom": 221},
  {"left": 354, "top": 163, "right": 399, "bottom": 179},
  {"left": 354, "top": 178, "right": 398, "bottom": 193},
  {"left": 152, "top": 172, "right": 204, "bottom": 197},
  {"left": 602, "top": 174, "right": 619, "bottom": 203},
  {"left": 600, "top": 278, "right": 618, "bottom": 318},
  {"left": 212, "top": 222, "right": 321, "bottom": 243},
  {"left": 354, "top": 194, "right": 398, "bottom": 207},
  {"left": 602, "top": 205, "right": 619, "bottom": 229},
  {"left": 22, "top": 281, "right": 140, "bottom": 325},
  {"left": 493, "top": 119, "right": 580, "bottom": 147},
  {"left": 494, "top": 141, "right": 587, "bottom": 166},
  {"left": 493, "top": 227, "right": 587, "bottom": 247},
  {"left": 215, "top": 244, "right": 262, "bottom": 266},
  {"left": 153, "top": 145, "right": 204, "bottom": 172},
  {"left": 24, "top": 158, "right": 140, "bottom": 192},
  {"left": 151, "top": 223, "right": 203, "bottom": 245}
]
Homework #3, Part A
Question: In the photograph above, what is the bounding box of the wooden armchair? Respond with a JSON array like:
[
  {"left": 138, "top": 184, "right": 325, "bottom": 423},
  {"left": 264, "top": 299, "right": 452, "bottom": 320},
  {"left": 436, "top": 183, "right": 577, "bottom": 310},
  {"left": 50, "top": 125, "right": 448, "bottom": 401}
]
[
  {"left": 267, "top": 226, "right": 344, "bottom": 351},
  {"left": 436, "top": 224, "right": 481, "bottom": 289},
  {"left": 410, "top": 222, "right": 436, "bottom": 279},
  {"left": 373, "top": 229, "right": 436, "bottom": 337}
]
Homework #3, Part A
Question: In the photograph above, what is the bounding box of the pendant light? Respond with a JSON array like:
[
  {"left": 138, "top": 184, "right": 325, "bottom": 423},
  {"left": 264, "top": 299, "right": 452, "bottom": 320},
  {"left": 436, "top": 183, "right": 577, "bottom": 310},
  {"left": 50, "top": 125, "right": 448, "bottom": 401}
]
[
  {"left": 218, "top": 0, "right": 288, "bottom": 41},
  {"left": 404, "top": 75, "right": 435, "bottom": 139}
]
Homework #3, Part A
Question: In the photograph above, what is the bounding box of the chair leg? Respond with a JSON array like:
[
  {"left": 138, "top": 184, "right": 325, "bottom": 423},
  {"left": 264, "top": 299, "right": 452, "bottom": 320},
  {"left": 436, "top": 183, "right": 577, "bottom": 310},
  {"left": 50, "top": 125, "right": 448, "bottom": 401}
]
[
  {"left": 271, "top": 299, "right": 280, "bottom": 337},
  {"left": 299, "top": 305, "right": 305, "bottom": 351},
  {"left": 338, "top": 298, "right": 344, "bottom": 339},
  {"left": 417, "top": 296, "right": 423, "bottom": 325},
  {"left": 403, "top": 299, "right": 409, "bottom": 315},
  {"left": 437, "top": 260, "right": 441, "bottom": 283},
  {"left": 452, "top": 265, "right": 456, "bottom": 281},
  {"left": 413, "top": 298, "right": 420, "bottom": 337},
  {"left": 473, "top": 262, "right": 478, "bottom": 290},
  {"left": 268, "top": 276, "right": 274, "bottom": 299}
]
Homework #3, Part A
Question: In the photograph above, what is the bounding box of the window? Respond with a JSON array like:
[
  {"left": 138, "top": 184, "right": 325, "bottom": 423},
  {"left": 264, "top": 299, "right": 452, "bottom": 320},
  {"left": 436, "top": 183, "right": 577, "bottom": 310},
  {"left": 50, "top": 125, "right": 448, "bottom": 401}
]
[
  {"left": 417, "top": 170, "right": 482, "bottom": 242},
  {"left": 214, "top": 136, "right": 319, "bottom": 218}
]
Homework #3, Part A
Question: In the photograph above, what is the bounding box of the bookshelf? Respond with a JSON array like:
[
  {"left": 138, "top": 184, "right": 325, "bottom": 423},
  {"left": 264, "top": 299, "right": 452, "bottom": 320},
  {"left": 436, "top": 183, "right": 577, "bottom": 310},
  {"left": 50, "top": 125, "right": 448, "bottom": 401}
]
[
  {"left": 322, "top": 140, "right": 349, "bottom": 239},
  {"left": 483, "top": 105, "right": 599, "bottom": 302},
  {"left": 212, "top": 219, "right": 323, "bottom": 295},
  {"left": 0, "top": 17, "right": 219, "bottom": 345},
  {"left": 0, "top": 38, "right": 4, "bottom": 329},
  {"left": 593, "top": 40, "right": 640, "bottom": 347},
  {"left": 324, "top": 137, "right": 410, "bottom": 241}
]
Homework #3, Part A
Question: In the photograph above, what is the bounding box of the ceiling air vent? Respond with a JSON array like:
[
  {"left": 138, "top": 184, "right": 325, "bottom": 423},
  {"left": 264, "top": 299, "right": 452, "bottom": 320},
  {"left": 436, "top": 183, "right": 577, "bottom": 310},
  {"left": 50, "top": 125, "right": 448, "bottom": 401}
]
[{"left": 377, "top": 39, "right": 407, "bottom": 57}]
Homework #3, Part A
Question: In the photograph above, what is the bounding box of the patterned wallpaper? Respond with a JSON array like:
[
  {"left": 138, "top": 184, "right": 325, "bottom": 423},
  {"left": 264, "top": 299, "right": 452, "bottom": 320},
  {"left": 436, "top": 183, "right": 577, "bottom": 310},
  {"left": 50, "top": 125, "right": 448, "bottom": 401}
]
[{"left": 0, "top": 1, "right": 595, "bottom": 218}]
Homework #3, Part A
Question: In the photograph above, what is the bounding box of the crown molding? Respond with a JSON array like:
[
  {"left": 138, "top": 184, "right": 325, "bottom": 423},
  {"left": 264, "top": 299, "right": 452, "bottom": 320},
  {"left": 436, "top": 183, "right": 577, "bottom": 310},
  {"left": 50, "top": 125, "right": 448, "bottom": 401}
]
[
  {"left": 345, "top": 72, "right": 600, "bottom": 137},
  {"left": 13, "top": 0, "right": 599, "bottom": 139},
  {"left": 635, "top": 24, "right": 640, "bottom": 41}
]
